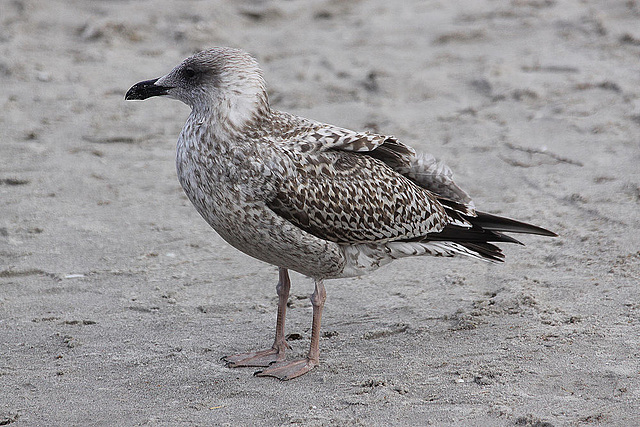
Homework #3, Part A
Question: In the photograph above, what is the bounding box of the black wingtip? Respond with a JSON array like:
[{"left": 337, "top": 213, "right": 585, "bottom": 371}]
[
  {"left": 473, "top": 211, "right": 558, "bottom": 237},
  {"left": 493, "top": 231, "right": 526, "bottom": 245}
]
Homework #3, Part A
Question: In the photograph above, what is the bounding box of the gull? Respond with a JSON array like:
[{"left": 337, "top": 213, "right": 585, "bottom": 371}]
[{"left": 125, "top": 47, "right": 556, "bottom": 380}]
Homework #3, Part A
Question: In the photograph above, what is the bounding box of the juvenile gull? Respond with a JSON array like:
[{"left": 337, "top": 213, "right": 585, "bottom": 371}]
[{"left": 125, "top": 47, "right": 556, "bottom": 380}]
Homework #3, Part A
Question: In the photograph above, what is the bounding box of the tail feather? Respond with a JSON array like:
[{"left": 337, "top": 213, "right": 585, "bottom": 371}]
[
  {"left": 416, "top": 205, "right": 556, "bottom": 263},
  {"left": 425, "top": 226, "right": 525, "bottom": 245},
  {"left": 391, "top": 148, "right": 556, "bottom": 263},
  {"left": 458, "top": 242, "right": 505, "bottom": 262}
]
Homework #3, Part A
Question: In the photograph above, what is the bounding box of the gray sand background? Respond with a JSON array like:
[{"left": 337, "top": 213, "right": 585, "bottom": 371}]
[{"left": 1, "top": 0, "right": 639, "bottom": 425}]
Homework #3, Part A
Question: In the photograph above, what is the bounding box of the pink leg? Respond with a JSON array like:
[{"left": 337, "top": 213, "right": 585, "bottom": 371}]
[
  {"left": 255, "top": 279, "right": 326, "bottom": 380},
  {"left": 222, "top": 268, "right": 291, "bottom": 367}
]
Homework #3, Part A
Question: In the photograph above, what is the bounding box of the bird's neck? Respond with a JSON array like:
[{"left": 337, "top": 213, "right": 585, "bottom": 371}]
[{"left": 191, "top": 88, "right": 270, "bottom": 138}]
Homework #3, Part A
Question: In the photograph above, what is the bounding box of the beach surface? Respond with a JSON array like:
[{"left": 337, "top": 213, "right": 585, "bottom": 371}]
[{"left": 1, "top": 0, "right": 639, "bottom": 425}]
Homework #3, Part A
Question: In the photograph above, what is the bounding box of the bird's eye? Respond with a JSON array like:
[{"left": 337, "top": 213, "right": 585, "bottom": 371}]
[{"left": 184, "top": 68, "right": 196, "bottom": 79}]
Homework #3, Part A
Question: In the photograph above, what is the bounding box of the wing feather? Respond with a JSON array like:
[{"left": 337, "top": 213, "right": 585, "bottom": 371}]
[
  {"left": 268, "top": 149, "right": 447, "bottom": 244},
  {"left": 278, "top": 115, "right": 474, "bottom": 211},
  {"left": 265, "top": 113, "right": 555, "bottom": 261}
]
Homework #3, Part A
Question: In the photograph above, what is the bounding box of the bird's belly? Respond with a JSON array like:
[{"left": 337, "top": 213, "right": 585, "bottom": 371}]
[{"left": 177, "top": 160, "right": 346, "bottom": 279}]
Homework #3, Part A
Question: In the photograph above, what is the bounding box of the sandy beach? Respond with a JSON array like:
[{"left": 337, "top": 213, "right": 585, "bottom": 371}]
[{"left": 1, "top": 0, "right": 639, "bottom": 425}]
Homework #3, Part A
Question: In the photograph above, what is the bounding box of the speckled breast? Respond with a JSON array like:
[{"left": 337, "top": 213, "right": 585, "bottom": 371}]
[{"left": 174, "top": 128, "right": 346, "bottom": 279}]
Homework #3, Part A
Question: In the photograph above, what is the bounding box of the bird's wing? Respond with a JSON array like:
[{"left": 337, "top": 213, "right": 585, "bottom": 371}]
[
  {"left": 268, "top": 148, "right": 449, "bottom": 244},
  {"left": 267, "top": 116, "right": 555, "bottom": 258},
  {"left": 275, "top": 115, "right": 475, "bottom": 213}
]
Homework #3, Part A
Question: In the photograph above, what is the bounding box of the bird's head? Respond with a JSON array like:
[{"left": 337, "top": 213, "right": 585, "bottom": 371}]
[{"left": 125, "top": 47, "right": 269, "bottom": 129}]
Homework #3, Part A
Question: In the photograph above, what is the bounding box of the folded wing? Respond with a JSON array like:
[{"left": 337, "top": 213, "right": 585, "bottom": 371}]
[{"left": 267, "top": 116, "right": 556, "bottom": 262}]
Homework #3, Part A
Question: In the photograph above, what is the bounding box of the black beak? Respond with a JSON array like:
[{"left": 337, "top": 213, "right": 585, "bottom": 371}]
[{"left": 125, "top": 78, "right": 173, "bottom": 100}]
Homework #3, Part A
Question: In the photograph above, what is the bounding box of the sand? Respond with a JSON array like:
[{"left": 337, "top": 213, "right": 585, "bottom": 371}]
[{"left": 1, "top": 0, "right": 639, "bottom": 425}]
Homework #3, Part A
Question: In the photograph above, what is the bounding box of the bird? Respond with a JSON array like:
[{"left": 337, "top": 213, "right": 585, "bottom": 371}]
[{"left": 125, "top": 47, "right": 556, "bottom": 380}]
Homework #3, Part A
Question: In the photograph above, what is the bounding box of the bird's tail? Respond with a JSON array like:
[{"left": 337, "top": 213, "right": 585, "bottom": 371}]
[
  {"left": 340, "top": 206, "right": 557, "bottom": 277},
  {"left": 421, "top": 208, "right": 557, "bottom": 263}
]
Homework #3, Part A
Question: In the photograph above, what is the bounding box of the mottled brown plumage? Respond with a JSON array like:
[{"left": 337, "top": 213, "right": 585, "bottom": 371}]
[{"left": 125, "top": 47, "right": 556, "bottom": 380}]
